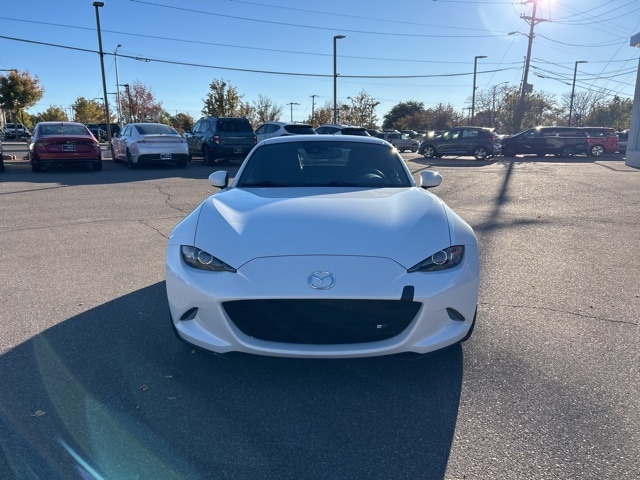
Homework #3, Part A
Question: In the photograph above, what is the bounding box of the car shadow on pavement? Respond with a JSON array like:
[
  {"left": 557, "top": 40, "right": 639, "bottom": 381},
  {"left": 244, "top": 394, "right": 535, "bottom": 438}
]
[{"left": 0, "top": 282, "right": 463, "bottom": 480}]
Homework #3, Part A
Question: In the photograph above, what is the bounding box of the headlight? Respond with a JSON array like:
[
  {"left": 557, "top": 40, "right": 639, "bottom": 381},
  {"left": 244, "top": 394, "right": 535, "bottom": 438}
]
[
  {"left": 180, "top": 246, "right": 236, "bottom": 272},
  {"left": 407, "top": 246, "right": 465, "bottom": 272}
]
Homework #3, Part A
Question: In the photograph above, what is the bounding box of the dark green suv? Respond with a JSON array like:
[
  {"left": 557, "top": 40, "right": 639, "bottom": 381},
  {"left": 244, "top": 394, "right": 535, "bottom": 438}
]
[{"left": 185, "top": 117, "right": 257, "bottom": 165}]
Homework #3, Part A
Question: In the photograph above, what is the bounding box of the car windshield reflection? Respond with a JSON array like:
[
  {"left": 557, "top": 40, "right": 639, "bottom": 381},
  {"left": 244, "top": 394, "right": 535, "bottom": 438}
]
[{"left": 236, "top": 141, "right": 412, "bottom": 188}]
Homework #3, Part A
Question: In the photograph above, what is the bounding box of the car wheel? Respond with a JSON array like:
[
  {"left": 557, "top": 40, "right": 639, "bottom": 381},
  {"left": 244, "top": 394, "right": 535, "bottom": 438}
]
[
  {"left": 411, "top": 147, "right": 418, "bottom": 153},
  {"left": 560, "top": 146, "right": 575, "bottom": 157},
  {"left": 93, "top": 159, "right": 103, "bottom": 171},
  {"left": 32, "top": 163, "right": 42, "bottom": 173},
  {"left": 422, "top": 146, "right": 436, "bottom": 158},
  {"left": 590, "top": 144, "right": 604, "bottom": 157},
  {"left": 202, "top": 145, "right": 214, "bottom": 166},
  {"left": 126, "top": 150, "right": 137, "bottom": 169},
  {"left": 473, "top": 146, "right": 488, "bottom": 161},
  {"left": 502, "top": 146, "right": 515, "bottom": 157}
]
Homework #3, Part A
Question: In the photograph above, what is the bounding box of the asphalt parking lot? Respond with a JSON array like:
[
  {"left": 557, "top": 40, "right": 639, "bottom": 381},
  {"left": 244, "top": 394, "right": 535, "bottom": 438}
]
[{"left": 1, "top": 143, "right": 639, "bottom": 479}]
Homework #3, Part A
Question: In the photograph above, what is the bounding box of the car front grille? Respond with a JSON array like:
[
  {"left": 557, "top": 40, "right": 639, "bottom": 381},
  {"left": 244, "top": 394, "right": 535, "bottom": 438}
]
[{"left": 223, "top": 299, "right": 420, "bottom": 345}]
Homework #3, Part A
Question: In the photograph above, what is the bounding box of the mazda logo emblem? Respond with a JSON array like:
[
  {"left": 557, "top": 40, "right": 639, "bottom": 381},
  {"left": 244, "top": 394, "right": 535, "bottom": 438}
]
[{"left": 308, "top": 271, "right": 336, "bottom": 290}]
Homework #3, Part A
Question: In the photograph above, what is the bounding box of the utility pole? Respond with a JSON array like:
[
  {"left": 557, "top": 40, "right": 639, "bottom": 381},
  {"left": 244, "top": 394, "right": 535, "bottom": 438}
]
[
  {"left": 310, "top": 94, "right": 318, "bottom": 126},
  {"left": 513, "top": 0, "right": 547, "bottom": 132}
]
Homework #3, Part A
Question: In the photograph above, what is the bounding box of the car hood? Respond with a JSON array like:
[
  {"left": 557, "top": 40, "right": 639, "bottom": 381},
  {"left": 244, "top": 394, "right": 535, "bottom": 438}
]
[{"left": 193, "top": 188, "right": 453, "bottom": 269}]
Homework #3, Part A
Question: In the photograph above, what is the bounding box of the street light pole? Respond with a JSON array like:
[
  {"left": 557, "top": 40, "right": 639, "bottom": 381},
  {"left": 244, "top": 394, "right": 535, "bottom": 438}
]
[
  {"left": 93, "top": 2, "right": 112, "bottom": 143},
  {"left": 310, "top": 94, "right": 318, "bottom": 125},
  {"left": 569, "top": 60, "right": 587, "bottom": 127},
  {"left": 114, "top": 44, "right": 122, "bottom": 127},
  {"left": 471, "top": 55, "right": 487, "bottom": 124},
  {"left": 333, "top": 35, "right": 346, "bottom": 124},
  {"left": 287, "top": 102, "right": 300, "bottom": 122},
  {"left": 119, "top": 84, "right": 133, "bottom": 123}
]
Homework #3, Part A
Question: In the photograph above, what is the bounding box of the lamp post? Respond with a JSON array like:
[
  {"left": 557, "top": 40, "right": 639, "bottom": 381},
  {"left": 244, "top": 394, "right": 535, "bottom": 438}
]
[
  {"left": 93, "top": 1, "right": 112, "bottom": 143},
  {"left": 287, "top": 102, "right": 300, "bottom": 122},
  {"left": 119, "top": 83, "right": 133, "bottom": 123},
  {"left": 471, "top": 55, "right": 487, "bottom": 125},
  {"left": 114, "top": 44, "right": 122, "bottom": 127},
  {"left": 568, "top": 60, "right": 587, "bottom": 127},
  {"left": 333, "top": 35, "right": 346, "bottom": 124}
]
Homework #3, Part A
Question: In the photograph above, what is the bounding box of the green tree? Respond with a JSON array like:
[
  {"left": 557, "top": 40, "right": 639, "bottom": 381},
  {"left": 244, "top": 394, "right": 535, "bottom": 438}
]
[
  {"left": 382, "top": 101, "right": 425, "bottom": 130},
  {"left": 584, "top": 95, "right": 632, "bottom": 130},
  {"left": 202, "top": 79, "right": 244, "bottom": 117},
  {"left": 0, "top": 70, "right": 44, "bottom": 129},
  {"left": 72, "top": 97, "right": 105, "bottom": 123},
  {"left": 35, "top": 106, "right": 69, "bottom": 122}
]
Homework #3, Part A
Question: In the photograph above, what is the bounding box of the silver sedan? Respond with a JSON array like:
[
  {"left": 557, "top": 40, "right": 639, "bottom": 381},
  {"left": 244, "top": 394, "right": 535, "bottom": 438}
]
[{"left": 111, "top": 123, "right": 189, "bottom": 168}]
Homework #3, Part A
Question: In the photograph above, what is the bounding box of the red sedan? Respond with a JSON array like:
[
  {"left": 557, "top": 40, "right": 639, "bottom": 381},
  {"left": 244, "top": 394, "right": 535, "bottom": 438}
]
[{"left": 29, "top": 122, "right": 102, "bottom": 172}]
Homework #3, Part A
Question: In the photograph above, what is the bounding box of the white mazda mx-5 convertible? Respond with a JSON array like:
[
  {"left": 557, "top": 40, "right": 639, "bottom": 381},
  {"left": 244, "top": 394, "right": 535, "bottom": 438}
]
[{"left": 166, "top": 135, "right": 479, "bottom": 358}]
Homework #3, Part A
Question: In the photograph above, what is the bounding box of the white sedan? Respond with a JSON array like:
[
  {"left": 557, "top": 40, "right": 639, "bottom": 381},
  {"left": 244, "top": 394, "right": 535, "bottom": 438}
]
[
  {"left": 166, "top": 135, "right": 479, "bottom": 358},
  {"left": 110, "top": 123, "right": 189, "bottom": 168}
]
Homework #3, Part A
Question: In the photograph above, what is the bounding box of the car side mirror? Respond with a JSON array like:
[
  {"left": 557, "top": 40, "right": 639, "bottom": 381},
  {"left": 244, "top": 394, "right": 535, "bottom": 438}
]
[
  {"left": 419, "top": 170, "right": 442, "bottom": 189},
  {"left": 209, "top": 170, "right": 229, "bottom": 189}
]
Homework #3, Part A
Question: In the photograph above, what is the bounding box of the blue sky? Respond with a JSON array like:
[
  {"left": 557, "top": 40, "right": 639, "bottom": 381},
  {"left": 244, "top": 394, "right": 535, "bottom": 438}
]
[{"left": 1, "top": 0, "right": 639, "bottom": 126}]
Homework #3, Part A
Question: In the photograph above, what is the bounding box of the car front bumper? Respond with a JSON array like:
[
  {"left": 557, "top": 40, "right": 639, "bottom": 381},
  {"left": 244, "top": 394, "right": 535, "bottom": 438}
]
[{"left": 166, "top": 249, "right": 479, "bottom": 358}]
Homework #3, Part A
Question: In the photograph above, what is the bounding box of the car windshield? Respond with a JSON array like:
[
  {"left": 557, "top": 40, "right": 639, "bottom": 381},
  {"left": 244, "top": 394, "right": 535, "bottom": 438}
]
[
  {"left": 237, "top": 141, "right": 412, "bottom": 188},
  {"left": 135, "top": 124, "right": 179, "bottom": 136}
]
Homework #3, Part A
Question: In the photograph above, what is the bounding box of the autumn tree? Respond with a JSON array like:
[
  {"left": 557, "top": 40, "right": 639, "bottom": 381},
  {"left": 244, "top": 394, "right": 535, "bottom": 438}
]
[
  {"left": 250, "top": 94, "right": 283, "bottom": 125},
  {"left": 341, "top": 90, "right": 380, "bottom": 128},
  {"left": 305, "top": 102, "right": 333, "bottom": 127},
  {"left": 118, "top": 81, "right": 162, "bottom": 123},
  {"left": 202, "top": 79, "right": 244, "bottom": 117},
  {"left": 0, "top": 70, "right": 44, "bottom": 129},
  {"left": 169, "top": 112, "right": 195, "bottom": 134}
]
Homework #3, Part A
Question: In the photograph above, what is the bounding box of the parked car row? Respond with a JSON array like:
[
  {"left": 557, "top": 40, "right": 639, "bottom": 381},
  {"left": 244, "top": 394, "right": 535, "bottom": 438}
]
[
  {"left": 417, "top": 125, "right": 622, "bottom": 161},
  {"left": 5, "top": 119, "right": 628, "bottom": 174}
]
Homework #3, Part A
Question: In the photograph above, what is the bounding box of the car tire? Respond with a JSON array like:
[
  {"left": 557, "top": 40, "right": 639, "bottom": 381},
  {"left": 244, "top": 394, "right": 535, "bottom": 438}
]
[
  {"left": 411, "top": 147, "right": 418, "bottom": 153},
  {"left": 126, "top": 150, "right": 137, "bottom": 169},
  {"left": 502, "top": 146, "right": 516, "bottom": 157},
  {"left": 32, "top": 163, "right": 42, "bottom": 173},
  {"left": 473, "top": 146, "right": 488, "bottom": 161},
  {"left": 560, "top": 146, "right": 575, "bottom": 157},
  {"left": 422, "top": 145, "right": 436, "bottom": 158},
  {"left": 203, "top": 145, "right": 214, "bottom": 166},
  {"left": 590, "top": 144, "right": 604, "bottom": 157}
]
